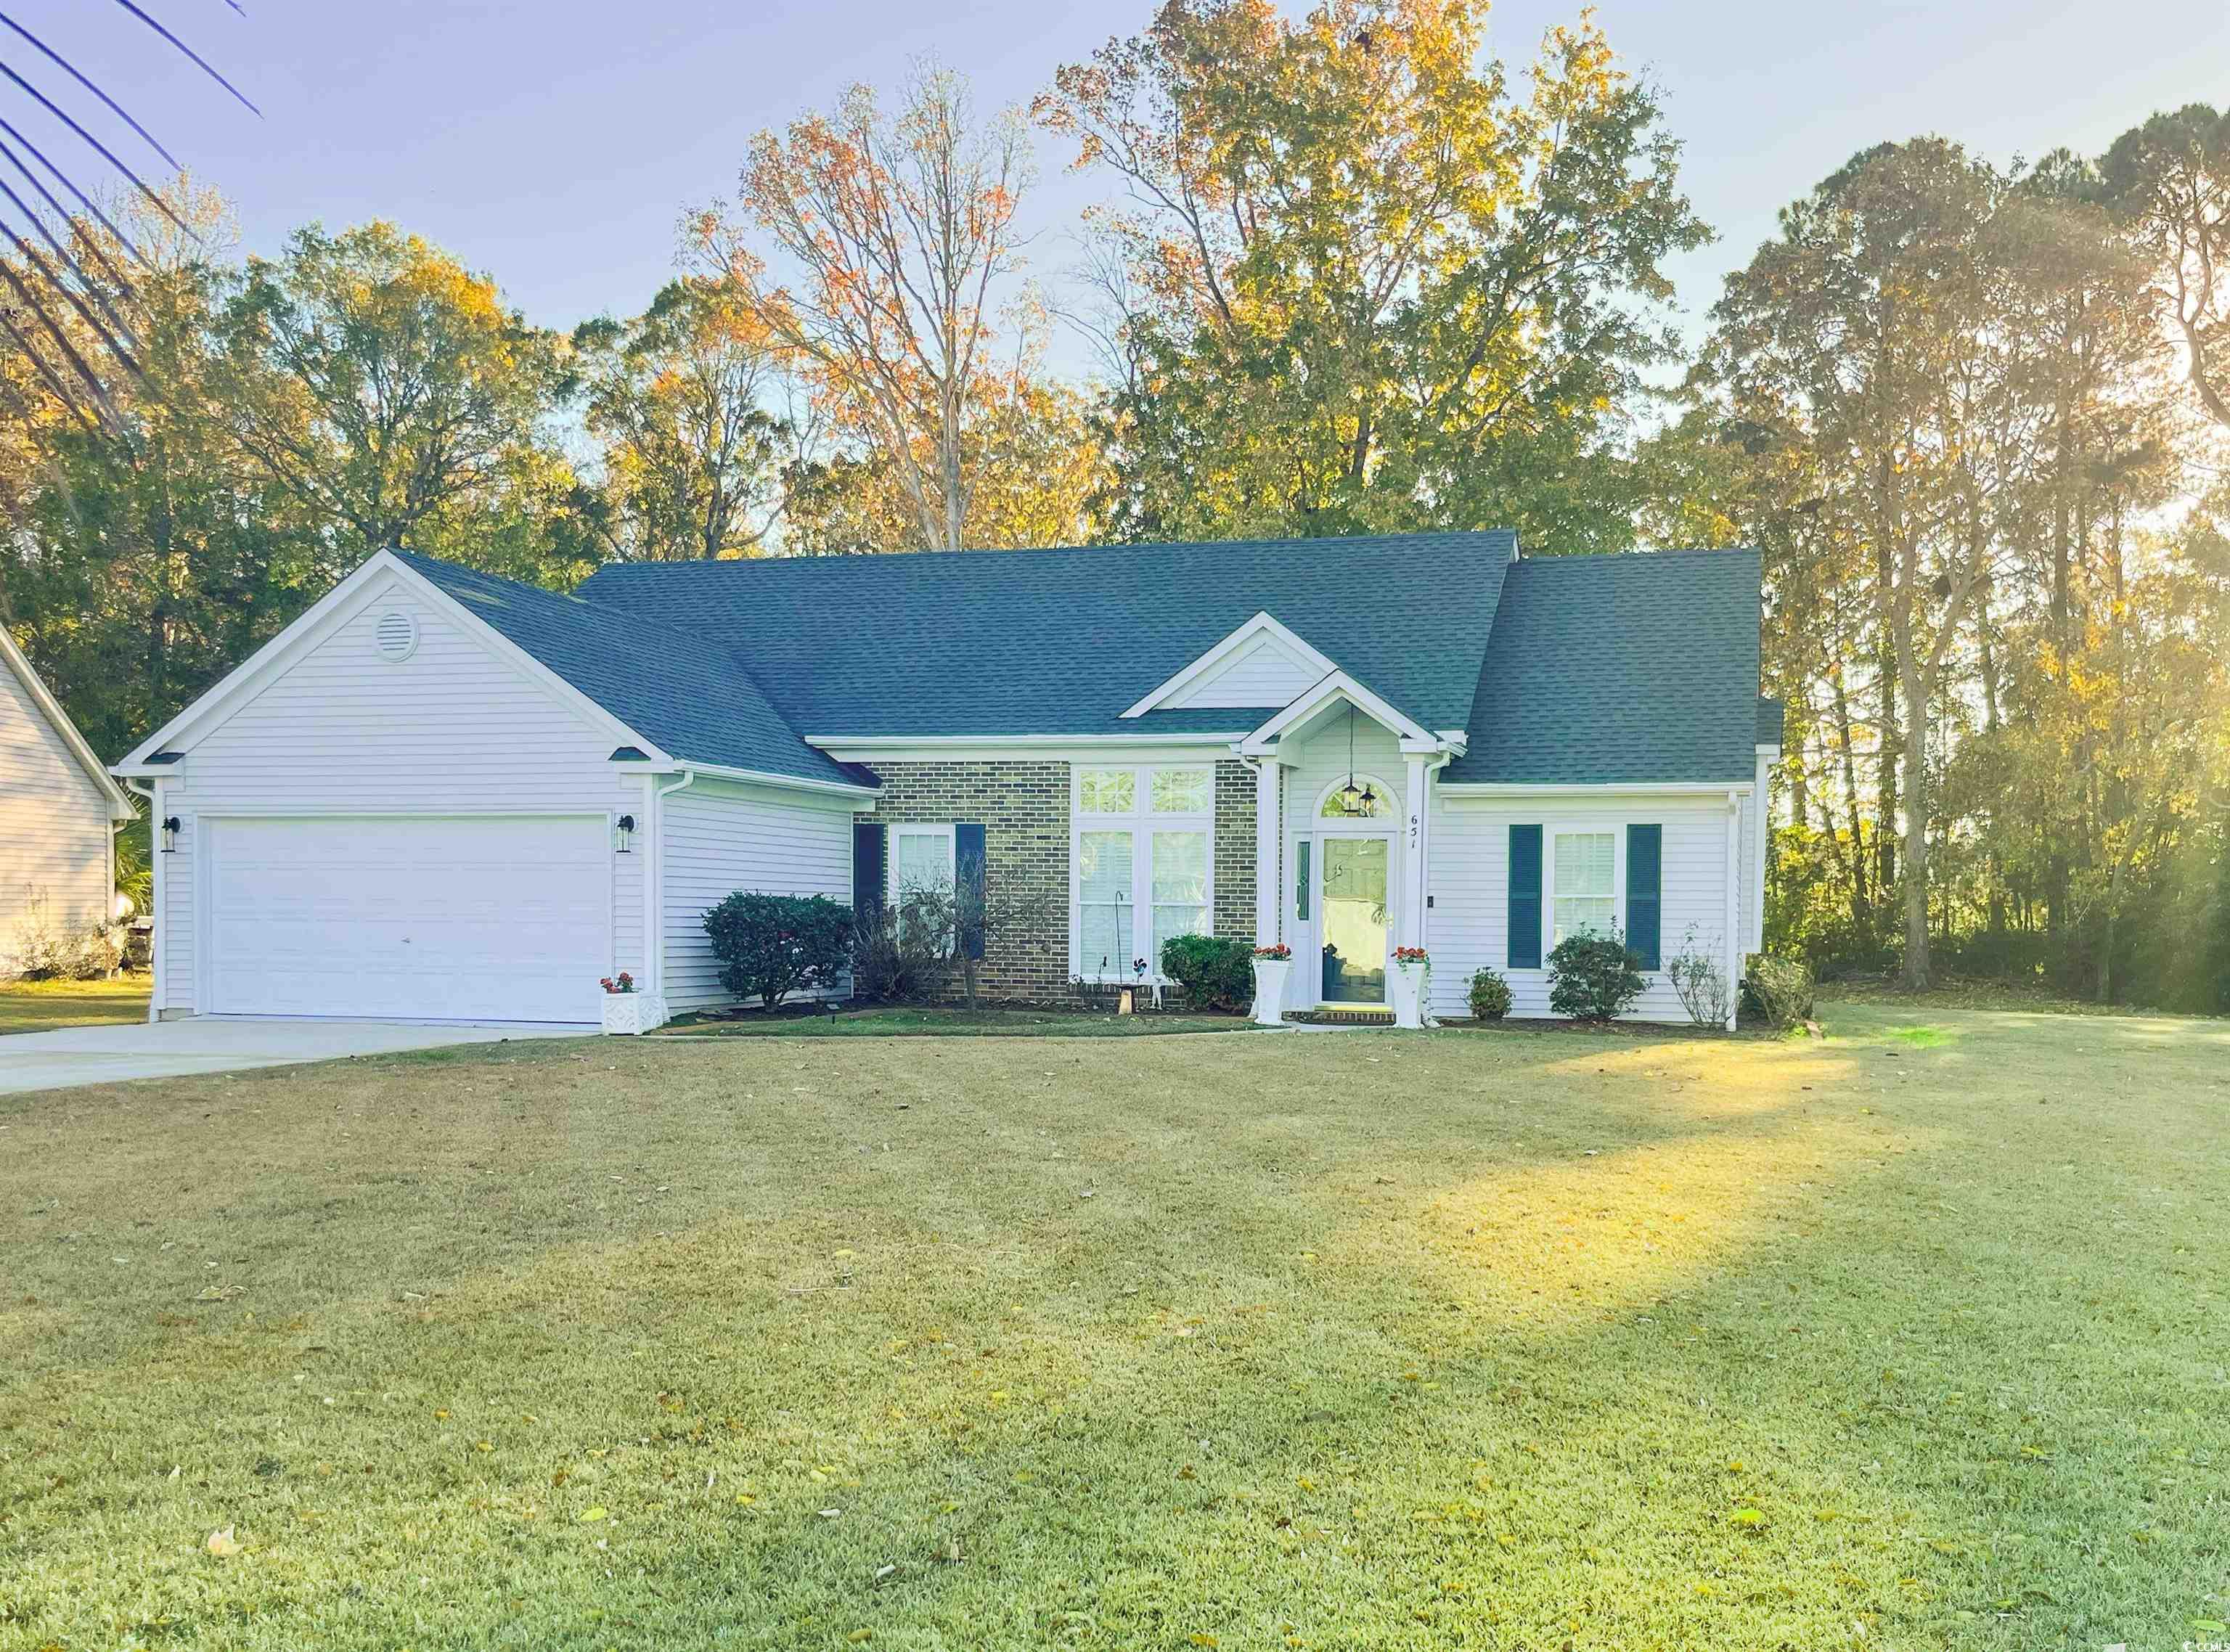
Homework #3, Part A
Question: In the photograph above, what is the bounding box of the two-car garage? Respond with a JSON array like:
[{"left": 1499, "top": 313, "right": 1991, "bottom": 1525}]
[{"left": 200, "top": 815, "right": 612, "bottom": 1023}]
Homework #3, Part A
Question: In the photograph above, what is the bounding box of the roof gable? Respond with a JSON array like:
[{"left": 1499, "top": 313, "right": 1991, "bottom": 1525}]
[
  {"left": 1122, "top": 612, "right": 1339, "bottom": 716},
  {"left": 0, "top": 628, "right": 132, "bottom": 817},
  {"left": 394, "top": 555, "right": 868, "bottom": 790}
]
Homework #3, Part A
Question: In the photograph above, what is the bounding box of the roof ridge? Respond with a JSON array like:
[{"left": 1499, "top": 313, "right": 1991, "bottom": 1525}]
[{"left": 578, "top": 528, "right": 1519, "bottom": 586}]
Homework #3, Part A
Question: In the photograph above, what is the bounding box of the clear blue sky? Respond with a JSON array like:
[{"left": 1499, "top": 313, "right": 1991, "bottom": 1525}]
[{"left": 11, "top": 0, "right": 2230, "bottom": 373}]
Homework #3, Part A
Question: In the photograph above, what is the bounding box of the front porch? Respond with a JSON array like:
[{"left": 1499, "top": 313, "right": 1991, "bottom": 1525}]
[{"left": 1238, "top": 674, "right": 1461, "bottom": 1016}]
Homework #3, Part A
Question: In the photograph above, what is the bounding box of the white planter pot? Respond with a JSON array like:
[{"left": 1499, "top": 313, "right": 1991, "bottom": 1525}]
[
  {"left": 1390, "top": 960, "right": 1431, "bottom": 1029},
  {"left": 1250, "top": 957, "right": 1292, "bottom": 1026},
  {"left": 601, "top": 993, "right": 650, "bottom": 1036}
]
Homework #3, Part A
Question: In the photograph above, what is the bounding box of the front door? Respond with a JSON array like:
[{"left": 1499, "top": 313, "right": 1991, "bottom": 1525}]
[{"left": 1316, "top": 835, "right": 1389, "bottom": 1003}]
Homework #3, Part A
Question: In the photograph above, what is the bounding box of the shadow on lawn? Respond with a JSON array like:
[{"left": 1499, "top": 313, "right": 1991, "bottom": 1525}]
[{"left": 2, "top": 1017, "right": 2222, "bottom": 1649}]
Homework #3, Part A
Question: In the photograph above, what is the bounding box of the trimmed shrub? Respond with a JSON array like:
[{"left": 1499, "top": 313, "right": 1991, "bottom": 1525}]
[
  {"left": 1468, "top": 967, "right": 1513, "bottom": 1021},
  {"left": 703, "top": 892, "right": 854, "bottom": 1010},
  {"left": 1547, "top": 929, "right": 1645, "bottom": 1022},
  {"left": 1742, "top": 953, "right": 1816, "bottom": 1031},
  {"left": 1160, "top": 933, "right": 1253, "bottom": 1012}
]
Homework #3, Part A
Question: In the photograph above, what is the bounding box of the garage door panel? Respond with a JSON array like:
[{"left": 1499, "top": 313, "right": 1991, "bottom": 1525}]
[{"left": 207, "top": 816, "right": 610, "bottom": 1022}]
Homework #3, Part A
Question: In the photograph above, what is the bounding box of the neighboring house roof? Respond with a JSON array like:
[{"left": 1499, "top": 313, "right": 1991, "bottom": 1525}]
[
  {"left": 1444, "top": 548, "right": 1765, "bottom": 787},
  {"left": 0, "top": 626, "right": 134, "bottom": 817},
  {"left": 576, "top": 531, "right": 1517, "bottom": 739},
  {"left": 392, "top": 553, "right": 868, "bottom": 790}
]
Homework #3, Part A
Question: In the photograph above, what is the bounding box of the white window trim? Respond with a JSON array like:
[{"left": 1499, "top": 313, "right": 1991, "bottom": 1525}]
[
  {"left": 1545, "top": 823, "right": 1625, "bottom": 960},
  {"left": 888, "top": 823, "right": 957, "bottom": 902},
  {"left": 1069, "top": 764, "right": 1216, "bottom": 983}
]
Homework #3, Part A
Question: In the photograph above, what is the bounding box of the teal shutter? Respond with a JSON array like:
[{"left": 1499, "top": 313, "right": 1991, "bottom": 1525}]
[
  {"left": 1295, "top": 841, "right": 1311, "bottom": 922},
  {"left": 852, "top": 822, "right": 886, "bottom": 931},
  {"left": 1508, "top": 825, "right": 1542, "bottom": 969},
  {"left": 1626, "top": 824, "right": 1662, "bottom": 970},
  {"left": 955, "top": 823, "right": 987, "bottom": 961}
]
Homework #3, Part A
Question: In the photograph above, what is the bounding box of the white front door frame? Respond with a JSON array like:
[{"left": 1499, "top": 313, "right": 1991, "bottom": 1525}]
[{"left": 1291, "top": 790, "right": 1400, "bottom": 1007}]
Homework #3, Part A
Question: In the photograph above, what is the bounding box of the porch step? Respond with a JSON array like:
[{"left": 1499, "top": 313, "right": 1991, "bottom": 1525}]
[{"left": 1284, "top": 1007, "right": 1395, "bottom": 1026}]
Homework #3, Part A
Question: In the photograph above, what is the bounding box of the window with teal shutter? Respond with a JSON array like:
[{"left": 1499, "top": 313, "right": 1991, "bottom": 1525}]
[
  {"left": 1507, "top": 825, "right": 1542, "bottom": 969},
  {"left": 1626, "top": 824, "right": 1662, "bottom": 970}
]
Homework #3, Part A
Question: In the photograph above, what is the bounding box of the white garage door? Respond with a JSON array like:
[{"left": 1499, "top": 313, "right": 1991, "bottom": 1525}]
[{"left": 206, "top": 815, "right": 610, "bottom": 1022}]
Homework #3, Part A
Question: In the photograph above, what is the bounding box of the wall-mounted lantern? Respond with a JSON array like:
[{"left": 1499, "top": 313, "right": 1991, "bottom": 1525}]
[
  {"left": 615, "top": 814, "right": 636, "bottom": 854},
  {"left": 161, "top": 815, "right": 181, "bottom": 854}
]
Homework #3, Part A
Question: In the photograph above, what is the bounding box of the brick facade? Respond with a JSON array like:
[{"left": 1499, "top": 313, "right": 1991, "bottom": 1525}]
[
  {"left": 1213, "top": 758, "right": 1255, "bottom": 942},
  {"left": 859, "top": 756, "right": 1261, "bottom": 1004},
  {"left": 859, "top": 761, "right": 1073, "bottom": 1002}
]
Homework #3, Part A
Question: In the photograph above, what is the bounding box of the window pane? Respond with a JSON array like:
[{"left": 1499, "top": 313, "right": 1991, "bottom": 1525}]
[
  {"left": 896, "top": 830, "right": 950, "bottom": 892},
  {"left": 1080, "top": 904, "right": 1133, "bottom": 976},
  {"left": 1150, "top": 830, "right": 1206, "bottom": 902},
  {"left": 1079, "top": 829, "right": 1136, "bottom": 975},
  {"left": 1320, "top": 782, "right": 1389, "bottom": 818},
  {"left": 1079, "top": 830, "right": 1133, "bottom": 901},
  {"left": 1554, "top": 833, "right": 1615, "bottom": 898},
  {"left": 1553, "top": 896, "right": 1616, "bottom": 946},
  {"left": 1078, "top": 768, "right": 1135, "bottom": 814},
  {"left": 1152, "top": 902, "right": 1209, "bottom": 961},
  {"left": 1148, "top": 830, "right": 1209, "bottom": 973},
  {"left": 1151, "top": 767, "right": 1210, "bottom": 814}
]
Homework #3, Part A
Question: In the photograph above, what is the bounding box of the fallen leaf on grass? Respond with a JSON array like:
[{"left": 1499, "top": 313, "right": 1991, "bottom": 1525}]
[
  {"left": 577, "top": 1506, "right": 608, "bottom": 1523},
  {"left": 205, "top": 1526, "right": 242, "bottom": 1556}
]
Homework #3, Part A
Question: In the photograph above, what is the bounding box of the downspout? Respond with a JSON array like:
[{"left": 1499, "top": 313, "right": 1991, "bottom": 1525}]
[
  {"left": 126, "top": 779, "right": 160, "bottom": 1023},
  {"left": 1724, "top": 789, "right": 1742, "bottom": 1033},
  {"left": 649, "top": 769, "right": 698, "bottom": 1016}
]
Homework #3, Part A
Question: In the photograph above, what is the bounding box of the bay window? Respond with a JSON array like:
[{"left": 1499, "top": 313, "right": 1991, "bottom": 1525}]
[{"left": 1074, "top": 765, "right": 1214, "bottom": 980}]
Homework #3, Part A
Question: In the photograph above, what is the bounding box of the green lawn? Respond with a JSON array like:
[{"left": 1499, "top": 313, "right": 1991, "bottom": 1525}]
[
  {"left": 0, "top": 973, "right": 150, "bottom": 1034},
  {"left": 3, "top": 1001, "right": 2224, "bottom": 1650},
  {"left": 658, "top": 1005, "right": 1256, "bottom": 1037}
]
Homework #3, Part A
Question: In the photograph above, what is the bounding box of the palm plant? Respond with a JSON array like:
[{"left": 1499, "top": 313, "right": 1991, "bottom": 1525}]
[{"left": 0, "top": 0, "right": 253, "bottom": 427}]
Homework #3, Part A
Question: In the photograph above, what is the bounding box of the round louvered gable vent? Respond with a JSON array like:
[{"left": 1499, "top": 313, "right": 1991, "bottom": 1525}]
[{"left": 373, "top": 609, "right": 418, "bottom": 662}]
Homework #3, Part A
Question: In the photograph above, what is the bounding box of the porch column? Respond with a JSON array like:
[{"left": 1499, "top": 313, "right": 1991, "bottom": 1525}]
[
  {"left": 1398, "top": 754, "right": 1429, "bottom": 949},
  {"left": 1253, "top": 756, "right": 1281, "bottom": 946}
]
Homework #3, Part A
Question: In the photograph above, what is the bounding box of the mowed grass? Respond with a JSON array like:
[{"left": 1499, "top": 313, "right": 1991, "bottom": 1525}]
[
  {"left": 0, "top": 975, "right": 149, "bottom": 1035},
  {"left": 658, "top": 1006, "right": 1255, "bottom": 1038},
  {"left": 2, "top": 1005, "right": 2225, "bottom": 1651}
]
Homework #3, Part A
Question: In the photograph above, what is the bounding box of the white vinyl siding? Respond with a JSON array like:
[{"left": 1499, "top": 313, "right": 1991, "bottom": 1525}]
[
  {"left": 0, "top": 652, "right": 116, "bottom": 941},
  {"left": 155, "top": 578, "right": 645, "bottom": 1016},
  {"left": 659, "top": 776, "right": 854, "bottom": 1013},
  {"left": 1161, "top": 630, "right": 1326, "bottom": 710},
  {"left": 1428, "top": 796, "right": 1743, "bottom": 1021}
]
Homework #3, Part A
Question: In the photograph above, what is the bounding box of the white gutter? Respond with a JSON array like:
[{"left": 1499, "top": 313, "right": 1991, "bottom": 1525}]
[
  {"left": 648, "top": 759, "right": 880, "bottom": 799},
  {"left": 643, "top": 768, "right": 701, "bottom": 1009}
]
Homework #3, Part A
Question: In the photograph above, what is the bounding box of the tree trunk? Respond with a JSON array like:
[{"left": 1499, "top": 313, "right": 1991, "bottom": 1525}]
[{"left": 1899, "top": 666, "right": 1932, "bottom": 991}]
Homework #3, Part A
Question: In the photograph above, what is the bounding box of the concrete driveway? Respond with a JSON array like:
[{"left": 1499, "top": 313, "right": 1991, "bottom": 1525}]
[{"left": 0, "top": 1018, "right": 595, "bottom": 1096}]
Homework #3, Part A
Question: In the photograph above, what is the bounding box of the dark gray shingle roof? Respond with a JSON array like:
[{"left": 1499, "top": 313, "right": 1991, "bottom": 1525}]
[
  {"left": 399, "top": 534, "right": 1761, "bottom": 792},
  {"left": 1757, "top": 697, "right": 1786, "bottom": 748},
  {"left": 1445, "top": 549, "right": 1764, "bottom": 785},
  {"left": 397, "top": 552, "right": 865, "bottom": 788},
  {"left": 575, "top": 532, "right": 1516, "bottom": 739}
]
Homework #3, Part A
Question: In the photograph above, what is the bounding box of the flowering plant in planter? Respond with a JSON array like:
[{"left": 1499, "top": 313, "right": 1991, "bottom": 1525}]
[
  {"left": 1388, "top": 946, "right": 1431, "bottom": 1029},
  {"left": 1252, "top": 943, "right": 1291, "bottom": 960},
  {"left": 599, "top": 972, "right": 637, "bottom": 994}
]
